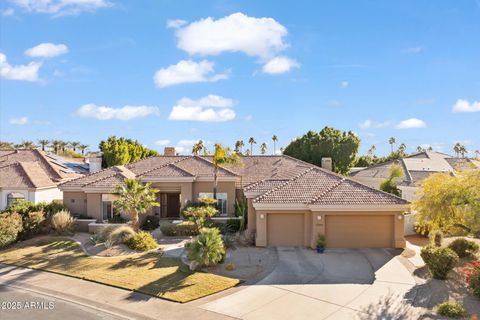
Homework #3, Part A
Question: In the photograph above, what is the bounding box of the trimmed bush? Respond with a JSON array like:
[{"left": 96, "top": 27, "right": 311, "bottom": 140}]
[
  {"left": 182, "top": 205, "right": 218, "bottom": 229},
  {"left": 50, "top": 210, "right": 75, "bottom": 235},
  {"left": 4, "top": 200, "right": 67, "bottom": 217},
  {"left": 125, "top": 231, "right": 158, "bottom": 251},
  {"left": 160, "top": 221, "right": 198, "bottom": 236},
  {"left": 0, "top": 212, "right": 23, "bottom": 248},
  {"left": 448, "top": 238, "right": 479, "bottom": 258},
  {"left": 20, "top": 211, "right": 46, "bottom": 239},
  {"left": 108, "top": 225, "right": 136, "bottom": 244},
  {"left": 142, "top": 215, "right": 160, "bottom": 230},
  {"left": 225, "top": 218, "right": 241, "bottom": 233},
  {"left": 43, "top": 202, "right": 68, "bottom": 217},
  {"left": 187, "top": 227, "right": 225, "bottom": 267},
  {"left": 436, "top": 301, "right": 467, "bottom": 318},
  {"left": 420, "top": 245, "right": 459, "bottom": 279},
  {"left": 463, "top": 261, "right": 480, "bottom": 298}
]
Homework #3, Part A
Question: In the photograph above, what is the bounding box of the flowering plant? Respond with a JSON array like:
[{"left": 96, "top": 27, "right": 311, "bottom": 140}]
[{"left": 463, "top": 260, "right": 480, "bottom": 298}]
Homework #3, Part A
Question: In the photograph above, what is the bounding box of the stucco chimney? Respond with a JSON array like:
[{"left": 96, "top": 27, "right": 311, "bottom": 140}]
[
  {"left": 321, "top": 157, "right": 332, "bottom": 171},
  {"left": 164, "top": 147, "right": 176, "bottom": 156},
  {"left": 87, "top": 156, "right": 102, "bottom": 173}
]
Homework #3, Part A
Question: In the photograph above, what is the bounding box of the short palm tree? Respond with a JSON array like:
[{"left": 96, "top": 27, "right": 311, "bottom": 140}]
[
  {"left": 113, "top": 178, "right": 159, "bottom": 231},
  {"left": 388, "top": 137, "right": 396, "bottom": 153},
  {"left": 58, "top": 141, "right": 67, "bottom": 153},
  {"left": 20, "top": 140, "right": 36, "bottom": 150},
  {"left": 78, "top": 144, "right": 89, "bottom": 155},
  {"left": 248, "top": 137, "right": 256, "bottom": 154},
  {"left": 272, "top": 135, "right": 278, "bottom": 155},
  {"left": 192, "top": 140, "right": 204, "bottom": 155},
  {"left": 38, "top": 139, "right": 50, "bottom": 151},
  {"left": 459, "top": 145, "right": 468, "bottom": 158},
  {"left": 212, "top": 144, "right": 241, "bottom": 200},
  {"left": 70, "top": 141, "right": 80, "bottom": 152},
  {"left": 260, "top": 143, "right": 267, "bottom": 155}
]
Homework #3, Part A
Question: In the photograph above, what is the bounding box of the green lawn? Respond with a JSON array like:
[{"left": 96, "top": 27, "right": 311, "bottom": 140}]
[{"left": 0, "top": 237, "right": 239, "bottom": 303}]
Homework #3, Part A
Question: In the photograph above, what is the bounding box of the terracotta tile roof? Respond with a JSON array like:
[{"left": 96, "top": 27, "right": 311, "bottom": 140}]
[
  {"left": 244, "top": 179, "right": 290, "bottom": 193},
  {"left": 140, "top": 163, "right": 194, "bottom": 178},
  {"left": 0, "top": 163, "right": 37, "bottom": 188},
  {"left": 254, "top": 167, "right": 407, "bottom": 205},
  {"left": 126, "top": 156, "right": 187, "bottom": 175}
]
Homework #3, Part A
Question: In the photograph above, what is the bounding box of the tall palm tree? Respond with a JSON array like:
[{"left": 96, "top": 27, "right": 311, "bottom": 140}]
[
  {"left": 260, "top": 143, "right": 267, "bottom": 155},
  {"left": 416, "top": 146, "right": 424, "bottom": 153},
  {"left": 59, "top": 141, "right": 67, "bottom": 153},
  {"left": 78, "top": 144, "right": 89, "bottom": 155},
  {"left": 113, "top": 178, "right": 159, "bottom": 231},
  {"left": 192, "top": 140, "right": 204, "bottom": 155},
  {"left": 367, "top": 145, "right": 376, "bottom": 157},
  {"left": 212, "top": 144, "right": 241, "bottom": 201},
  {"left": 398, "top": 143, "right": 407, "bottom": 153},
  {"left": 70, "top": 141, "right": 80, "bottom": 152},
  {"left": 234, "top": 140, "right": 244, "bottom": 154},
  {"left": 20, "top": 140, "right": 36, "bottom": 150},
  {"left": 388, "top": 137, "right": 396, "bottom": 153},
  {"left": 459, "top": 145, "right": 468, "bottom": 158},
  {"left": 38, "top": 139, "right": 50, "bottom": 151},
  {"left": 453, "top": 142, "right": 462, "bottom": 158},
  {"left": 272, "top": 135, "right": 278, "bottom": 155},
  {"left": 248, "top": 137, "right": 256, "bottom": 154}
]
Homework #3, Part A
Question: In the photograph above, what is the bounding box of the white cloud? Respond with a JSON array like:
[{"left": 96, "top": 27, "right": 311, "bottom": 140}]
[
  {"left": 359, "top": 119, "right": 392, "bottom": 129},
  {"left": 0, "top": 52, "right": 41, "bottom": 81},
  {"left": 396, "top": 118, "right": 426, "bottom": 129},
  {"left": 340, "top": 81, "right": 349, "bottom": 88},
  {"left": 166, "top": 19, "right": 187, "bottom": 29},
  {"left": 76, "top": 103, "right": 160, "bottom": 120},
  {"left": 401, "top": 46, "right": 424, "bottom": 54},
  {"left": 25, "top": 43, "right": 68, "bottom": 58},
  {"left": 155, "top": 139, "right": 171, "bottom": 146},
  {"left": 177, "top": 139, "right": 199, "bottom": 147},
  {"left": 169, "top": 95, "right": 236, "bottom": 122},
  {"left": 153, "top": 60, "right": 228, "bottom": 88},
  {"left": 2, "top": 8, "right": 15, "bottom": 16},
  {"left": 9, "top": 117, "right": 28, "bottom": 125},
  {"left": 452, "top": 99, "right": 480, "bottom": 113},
  {"left": 175, "top": 12, "right": 288, "bottom": 59},
  {"left": 11, "top": 0, "right": 111, "bottom": 16},
  {"left": 262, "top": 56, "right": 299, "bottom": 74}
]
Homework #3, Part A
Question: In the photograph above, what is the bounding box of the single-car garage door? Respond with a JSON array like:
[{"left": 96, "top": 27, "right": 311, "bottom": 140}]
[
  {"left": 325, "top": 215, "right": 394, "bottom": 248},
  {"left": 267, "top": 213, "right": 304, "bottom": 246}
]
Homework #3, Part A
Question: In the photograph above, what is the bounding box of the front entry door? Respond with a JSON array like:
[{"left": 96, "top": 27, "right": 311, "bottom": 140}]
[{"left": 160, "top": 193, "right": 180, "bottom": 218}]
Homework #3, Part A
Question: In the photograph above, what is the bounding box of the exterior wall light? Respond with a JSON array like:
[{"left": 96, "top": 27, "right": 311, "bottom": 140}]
[
  {"left": 317, "top": 215, "right": 322, "bottom": 220},
  {"left": 260, "top": 214, "right": 265, "bottom": 219},
  {"left": 398, "top": 214, "right": 403, "bottom": 220}
]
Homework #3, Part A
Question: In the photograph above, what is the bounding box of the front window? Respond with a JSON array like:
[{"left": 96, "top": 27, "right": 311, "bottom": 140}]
[
  {"left": 7, "top": 192, "right": 25, "bottom": 207},
  {"left": 198, "top": 193, "right": 227, "bottom": 216},
  {"left": 102, "top": 194, "right": 118, "bottom": 221}
]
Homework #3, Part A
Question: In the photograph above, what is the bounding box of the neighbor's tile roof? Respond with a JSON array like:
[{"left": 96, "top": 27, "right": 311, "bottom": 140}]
[
  {"left": 244, "top": 179, "right": 290, "bottom": 193},
  {"left": 254, "top": 167, "right": 407, "bottom": 205},
  {"left": 140, "top": 163, "right": 194, "bottom": 178}
]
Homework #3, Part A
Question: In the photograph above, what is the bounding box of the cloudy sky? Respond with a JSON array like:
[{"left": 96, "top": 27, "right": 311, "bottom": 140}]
[{"left": 1, "top": 0, "right": 479, "bottom": 156}]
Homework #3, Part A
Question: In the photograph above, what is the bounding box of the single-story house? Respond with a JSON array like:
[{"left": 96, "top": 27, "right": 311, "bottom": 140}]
[
  {"left": 349, "top": 151, "right": 480, "bottom": 201},
  {"left": 0, "top": 149, "right": 88, "bottom": 210},
  {"left": 59, "top": 150, "right": 408, "bottom": 248}
]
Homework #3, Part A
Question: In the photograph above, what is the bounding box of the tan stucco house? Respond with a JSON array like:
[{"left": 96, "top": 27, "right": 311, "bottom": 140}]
[{"left": 59, "top": 153, "right": 408, "bottom": 249}]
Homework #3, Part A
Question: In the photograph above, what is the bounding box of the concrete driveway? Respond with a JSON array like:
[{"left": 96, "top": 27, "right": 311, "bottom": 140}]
[{"left": 200, "top": 247, "right": 424, "bottom": 320}]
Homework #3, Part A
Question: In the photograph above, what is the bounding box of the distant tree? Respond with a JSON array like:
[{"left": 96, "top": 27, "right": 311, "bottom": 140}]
[
  {"left": 18, "top": 140, "right": 36, "bottom": 150},
  {"left": 460, "top": 145, "right": 468, "bottom": 158},
  {"left": 192, "top": 140, "right": 204, "bottom": 155},
  {"left": 38, "top": 139, "right": 50, "bottom": 151},
  {"left": 416, "top": 146, "right": 425, "bottom": 153},
  {"left": 99, "top": 136, "right": 159, "bottom": 168},
  {"left": 283, "top": 127, "right": 360, "bottom": 174},
  {"left": 245, "top": 149, "right": 251, "bottom": 156},
  {"left": 234, "top": 140, "right": 244, "bottom": 154},
  {"left": 58, "top": 141, "right": 67, "bottom": 153},
  {"left": 260, "top": 143, "right": 267, "bottom": 155},
  {"left": 50, "top": 140, "right": 62, "bottom": 154},
  {"left": 388, "top": 137, "right": 396, "bottom": 153},
  {"left": 212, "top": 144, "right": 241, "bottom": 200},
  {"left": 379, "top": 164, "right": 403, "bottom": 196},
  {"left": 279, "top": 147, "right": 284, "bottom": 154},
  {"left": 70, "top": 141, "right": 80, "bottom": 152},
  {"left": 0, "top": 141, "right": 14, "bottom": 149},
  {"left": 78, "top": 144, "right": 89, "bottom": 155},
  {"left": 367, "top": 145, "right": 376, "bottom": 157},
  {"left": 248, "top": 137, "right": 256, "bottom": 154},
  {"left": 453, "top": 142, "right": 462, "bottom": 158},
  {"left": 272, "top": 135, "right": 278, "bottom": 155}
]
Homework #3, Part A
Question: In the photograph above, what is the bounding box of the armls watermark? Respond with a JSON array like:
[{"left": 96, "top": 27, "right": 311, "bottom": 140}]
[{"left": 1, "top": 300, "right": 55, "bottom": 310}]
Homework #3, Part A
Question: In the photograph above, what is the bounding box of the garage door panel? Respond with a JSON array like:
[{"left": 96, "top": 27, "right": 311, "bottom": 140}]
[
  {"left": 267, "top": 213, "right": 303, "bottom": 246},
  {"left": 326, "top": 215, "right": 393, "bottom": 248}
]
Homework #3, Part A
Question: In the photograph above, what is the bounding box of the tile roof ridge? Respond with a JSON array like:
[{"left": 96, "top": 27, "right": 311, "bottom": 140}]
[
  {"left": 18, "top": 162, "right": 36, "bottom": 188},
  {"left": 116, "top": 165, "right": 136, "bottom": 179},
  {"left": 244, "top": 179, "right": 266, "bottom": 192},
  {"left": 136, "top": 157, "right": 188, "bottom": 176},
  {"left": 399, "top": 159, "right": 412, "bottom": 183},
  {"left": 82, "top": 170, "right": 121, "bottom": 187},
  {"left": 254, "top": 167, "right": 315, "bottom": 202},
  {"left": 194, "top": 155, "right": 239, "bottom": 176},
  {"left": 309, "top": 177, "right": 346, "bottom": 204},
  {"left": 33, "top": 149, "right": 64, "bottom": 180}
]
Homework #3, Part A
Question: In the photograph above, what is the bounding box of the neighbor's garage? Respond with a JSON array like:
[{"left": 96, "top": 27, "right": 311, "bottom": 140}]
[
  {"left": 325, "top": 215, "right": 394, "bottom": 248},
  {"left": 267, "top": 213, "right": 304, "bottom": 246}
]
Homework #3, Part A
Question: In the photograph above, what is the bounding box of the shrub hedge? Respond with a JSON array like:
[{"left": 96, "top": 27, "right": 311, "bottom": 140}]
[
  {"left": 0, "top": 212, "right": 23, "bottom": 248},
  {"left": 125, "top": 231, "right": 158, "bottom": 251},
  {"left": 160, "top": 221, "right": 198, "bottom": 236},
  {"left": 448, "top": 238, "right": 479, "bottom": 258},
  {"left": 420, "top": 245, "right": 459, "bottom": 279}
]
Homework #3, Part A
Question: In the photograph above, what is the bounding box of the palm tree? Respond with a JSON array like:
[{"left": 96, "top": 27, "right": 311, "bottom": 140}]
[
  {"left": 367, "top": 145, "right": 376, "bottom": 157},
  {"left": 50, "top": 140, "right": 62, "bottom": 154},
  {"left": 272, "top": 135, "right": 278, "bottom": 155},
  {"left": 248, "top": 137, "right": 256, "bottom": 154},
  {"left": 245, "top": 149, "right": 251, "bottom": 156},
  {"left": 398, "top": 143, "right": 407, "bottom": 153},
  {"left": 59, "top": 141, "right": 67, "bottom": 153},
  {"left": 427, "top": 146, "right": 433, "bottom": 151},
  {"left": 459, "top": 145, "right": 468, "bottom": 158},
  {"left": 0, "top": 141, "right": 14, "bottom": 149},
  {"left": 113, "top": 178, "right": 159, "bottom": 231},
  {"left": 416, "top": 146, "right": 424, "bottom": 153},
  {"left": 212, "top": 144, "right": 242, "bottom": 201},
  {"left": 192, "top": 140, "right": 204, "bottom": 155},
  {"left": 388, "top": 137, "right": 396, "bottom": 153},
  {"left": 279, "top": 147, "right": 284, "bottom": 154},
  {"left": 38, "top": 139, "right": 50, "bottom": 151},
  {"left": 234, "top": 140, "right": 244, "bottom": 154},
  {"left": 70, "top": 141, "right": 80, "bottom": 152},
  {"left": 19, "top": 140, "right": 35, "bottom": 150},
  {"left": 260, "top": 143, "right": 267, "bottom": 155},
  {"left": 453, "top": 143, "right": 462, "bottom": 158},
  {"left": 78, "top": 144, "right": 89, "bottom": 155}
]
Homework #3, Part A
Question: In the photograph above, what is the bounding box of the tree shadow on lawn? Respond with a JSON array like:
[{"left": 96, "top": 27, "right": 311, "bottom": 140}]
[{"left": 355, "top": 293, "right": 423, "bottom": 320}]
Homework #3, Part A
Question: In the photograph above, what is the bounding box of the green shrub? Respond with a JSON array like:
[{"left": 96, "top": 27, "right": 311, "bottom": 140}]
[
  {"left": 20, "top": 211, "right": 46, "bottom": 239},
  {"left": 50, "top": 210, "right": 75, "bottom": 235},
  {"left": 225, "top": 218, "right": 241, "bottom": 233},
  {"left": 436, "top": 301, "right": 467, "bottom": 318},
  {"left": 0, "top": 212, "right": 23, "bottom": 248},
  {"left": 107, "top": 215, "right": 127, "bottom": 224},
  {"left": 43, "top": 202, "right": 68, "bottom": 217},
  {"left": 108, "top": 225, "right": 136, "bottom": 244},
  {"left": 4, "top": 200, "right": 39, "bottom": 215},
  {"left": 448, "top": 238, "right": 479, "bottom": 258},
  {"left": 187, "top": 227, "right": 225, "bottom": 267},
  {"left": 160, "top": 221, "right": 198, "bottom": 236},
  {"left": 182, "top": 204, "right": 218, "bottom": 229},
  {"left": 420, "top": 245, "right": 459, "bottom": 279},
  {"left": 142, "top": 215, "right": 160, "bottom": 230},
  {"left": 413, "top": 223, "right": 430, "bottom": 236},
  {"left": 125, "top": 231, "right": 158, "bottom": 251}
]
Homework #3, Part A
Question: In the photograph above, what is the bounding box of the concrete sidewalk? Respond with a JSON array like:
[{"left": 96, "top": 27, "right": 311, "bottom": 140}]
[{"left": 0, "top": 264, "right": 233, "bottom": 320}]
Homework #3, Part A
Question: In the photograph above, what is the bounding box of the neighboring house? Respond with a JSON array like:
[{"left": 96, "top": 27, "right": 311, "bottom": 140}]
[
  {"left": 350, "top": 151, "right": 480, "bottom": 202},
  {"left": 59, "top": 149, "right": 408, "bottom": 249},
  {"left": 0, "top": 150, "right": 88, "bottom": 210}
]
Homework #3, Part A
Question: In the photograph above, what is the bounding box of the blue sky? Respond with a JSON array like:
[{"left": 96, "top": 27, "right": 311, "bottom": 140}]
[{"left": 1, "top": 0, "right": 479, "bottom": 156}]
